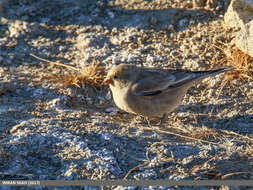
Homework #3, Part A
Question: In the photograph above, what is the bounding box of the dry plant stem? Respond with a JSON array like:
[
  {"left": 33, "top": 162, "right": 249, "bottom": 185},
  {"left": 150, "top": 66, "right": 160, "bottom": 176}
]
[
  {"left": 30, "top": 53, "right": 79, "bottom": 72},
  {"left": 221, "top": 130, "right": 253, "bottom": 143},
  {"left": 203, "top": 152, "right": 226, "bottom": 167},
  {"left": 209, "top": 80, "right": 228, "bottom": 116},
  {"left": 216, "top": 79, "right": 229, "bottom": 100},
  {"left": 146, "top": 149, "right": 151, "bottom": 162},
  {"left": 123, "top": 161, "right": 149, "bottom": 180},
  {"left": 0, "top": 141, "right": 28, "bottom": 145},
  {"left": 136, "top": 125, "right": 221, "bottom": 146},
  {"left": 211, "top": 43, "right": 224, "bottom": 52},
  {"left": 221, "top": 172, "right": 251, "bottom": 179}
]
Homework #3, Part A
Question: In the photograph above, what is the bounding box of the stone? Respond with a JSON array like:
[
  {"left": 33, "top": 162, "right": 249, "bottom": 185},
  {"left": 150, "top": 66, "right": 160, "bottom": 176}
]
[
  {"left": 224, "top": 0, "right": 253, "bottom": 29},
  {"left": 234, "top": 20, "right": 253, "bottom": 57},
  {"left": 224, "top": 0, "right": 253, "bottom": 57}
]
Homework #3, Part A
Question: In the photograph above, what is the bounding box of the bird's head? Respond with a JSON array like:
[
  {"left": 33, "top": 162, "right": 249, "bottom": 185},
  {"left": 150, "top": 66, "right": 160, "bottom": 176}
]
[{"left": 104, "top": 64, "right": 138, "bottom": 87}]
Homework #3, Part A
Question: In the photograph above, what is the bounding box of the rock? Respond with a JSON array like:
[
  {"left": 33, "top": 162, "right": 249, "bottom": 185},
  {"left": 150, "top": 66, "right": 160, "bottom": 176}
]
[
  {"left": 224, "top": 0, "right": 253, "bottom": 57},
  {"left": 224, "top": 0, "right": 253, "bottom": 29},
  {"left": 234, "top": 20, "right": 253, "bottom": 57}
]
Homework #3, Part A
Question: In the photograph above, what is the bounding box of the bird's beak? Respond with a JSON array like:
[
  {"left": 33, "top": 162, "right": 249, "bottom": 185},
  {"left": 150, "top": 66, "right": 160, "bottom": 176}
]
[{"left": 104, "top": 77, "right": 111, "bottom": 85}]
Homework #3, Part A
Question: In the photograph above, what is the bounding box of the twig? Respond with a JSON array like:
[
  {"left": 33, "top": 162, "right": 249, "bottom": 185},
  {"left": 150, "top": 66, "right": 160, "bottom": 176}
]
[
  {"left": 123, "top": 162, "right": 149, "bottom": 180},
  {"left": 30, "top": 53, "right": 79, "bottom": 72},
  {"left": 157, "top": 128, "right": 221, "bottom": 145},
  {"left": 221, "top": 130, "right": 253, "bottom": 142},
  {"left": 221, "top": 172, "right": 251, "bottom": 179},
  {"left": 216, "top": 79, "right": 229, "bottom": 104},
  {"left": 211, "top": 43, "right": 226, "bottom": 52},
  {"left": 0, "top": 141, "right": 28, "bottom": 145},
  {"left": 145, "top": 149, "right": 151, "bottom": 163},
  {"left": 137, "top": 125, "right": 221, "bottom": 146}
]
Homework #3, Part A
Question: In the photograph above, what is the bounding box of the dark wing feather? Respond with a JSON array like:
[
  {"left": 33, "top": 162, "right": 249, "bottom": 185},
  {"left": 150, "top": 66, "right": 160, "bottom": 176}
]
[{"left": 132, "top": 67, "right": 234, "bottom": 96}]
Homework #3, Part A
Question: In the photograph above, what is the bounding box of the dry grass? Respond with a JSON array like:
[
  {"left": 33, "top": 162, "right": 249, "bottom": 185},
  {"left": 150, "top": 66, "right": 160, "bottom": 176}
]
[
  {"left": 182, "top": 125, "right": 219, "bottom": 141},
  {"left": 221, "top": 47, "right": 253, "bottom": 82},
  {"left": 50, "top": 59, "right": 106, "bottom": 89},
  {"left": 30, "top": 54, "right": 106, "bottom": 89},
  {"left": 211, "top": 45, "right": 253, "bottom": 98}
]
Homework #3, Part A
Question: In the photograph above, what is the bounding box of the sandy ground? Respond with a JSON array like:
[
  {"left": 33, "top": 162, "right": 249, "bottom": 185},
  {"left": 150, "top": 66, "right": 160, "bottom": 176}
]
[{"left": 0, "top": 0, "right": 253, "bottom": 189}]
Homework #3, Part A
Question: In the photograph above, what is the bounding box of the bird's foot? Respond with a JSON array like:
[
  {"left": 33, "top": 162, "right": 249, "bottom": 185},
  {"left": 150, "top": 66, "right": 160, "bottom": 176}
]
[
  {"left": 156, "top": 113, "right": 168, "bottom": 126},
  {"left": 144, "top": 117, "right": 152, "bottom": 128}
]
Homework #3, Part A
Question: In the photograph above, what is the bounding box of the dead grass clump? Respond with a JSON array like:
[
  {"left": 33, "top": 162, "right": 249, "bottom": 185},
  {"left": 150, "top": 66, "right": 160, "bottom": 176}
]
[
  {"left": 181, "top": 125, "right": 219, "bottom": 142},
  {"left": 190, "top": 126, "right": 219, "bottom": 141},
  {"left": 30, "top": 53, "right": 106, "bottom": 89},
  {"left": 223, "top": 47, "right": 253, "bottom": 82},
  {"left": 51, "top": 59, "right": 106, "bottom": 89}
]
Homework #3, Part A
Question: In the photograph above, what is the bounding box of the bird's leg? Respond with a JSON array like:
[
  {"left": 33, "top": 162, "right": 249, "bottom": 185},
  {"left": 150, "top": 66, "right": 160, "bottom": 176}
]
[
  {"left": 140, "top": 116, "right": 159, "bottom": 134},
  {"left": 136, "top": 115, "right": 152, "bottom": 127},
  {"left": 144, "top": 117, "right": 152, "bottom": 128},
  {"left": 157, "top": 113, "right": 168, "bottom": 126}
]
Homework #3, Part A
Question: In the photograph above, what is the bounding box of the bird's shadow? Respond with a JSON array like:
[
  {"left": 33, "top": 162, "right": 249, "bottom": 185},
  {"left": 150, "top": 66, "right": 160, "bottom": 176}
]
[{"left": 173, "top": 102, "right": 253, "bottom": 135}]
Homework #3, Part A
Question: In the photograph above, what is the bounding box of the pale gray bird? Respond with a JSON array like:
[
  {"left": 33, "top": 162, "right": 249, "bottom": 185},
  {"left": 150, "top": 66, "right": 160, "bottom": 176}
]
[{"left": 104, "top": 64, "right": 233, "bottom": 123}]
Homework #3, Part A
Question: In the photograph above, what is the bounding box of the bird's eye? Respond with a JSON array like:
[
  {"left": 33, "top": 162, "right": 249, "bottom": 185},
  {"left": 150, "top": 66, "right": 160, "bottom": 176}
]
[{"left": 113, "top": 75, "right": 118, "bottom": 79}]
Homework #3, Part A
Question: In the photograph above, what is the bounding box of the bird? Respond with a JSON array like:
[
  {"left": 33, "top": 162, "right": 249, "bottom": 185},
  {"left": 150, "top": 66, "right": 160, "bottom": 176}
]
[{"left": 104, "top": 64, "right": 234, "bottom": 124}]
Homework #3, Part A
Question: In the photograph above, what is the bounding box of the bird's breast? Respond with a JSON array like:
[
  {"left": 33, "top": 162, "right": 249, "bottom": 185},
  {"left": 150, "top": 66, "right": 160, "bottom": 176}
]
[{"left": 110, "top": 85, "right": 136, "bottom": 114}]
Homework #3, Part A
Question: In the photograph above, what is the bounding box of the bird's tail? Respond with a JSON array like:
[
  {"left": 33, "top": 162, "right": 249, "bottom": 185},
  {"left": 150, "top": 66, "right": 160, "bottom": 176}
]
[
  {"left": 194, "top": 66, "right": 234, "bottom": 80},
  {"left": 167, "top": 66, "right": 234, "bottom": 90}
]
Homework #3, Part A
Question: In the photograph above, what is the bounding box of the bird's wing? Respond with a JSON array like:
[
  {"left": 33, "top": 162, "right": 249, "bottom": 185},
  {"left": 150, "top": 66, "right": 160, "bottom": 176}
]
[
  {"left": 132, "top": 67, "right": 233, "bottom": 96},
  {"left": 132, "top": 69, "right": 196, "bottom": 96}
]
